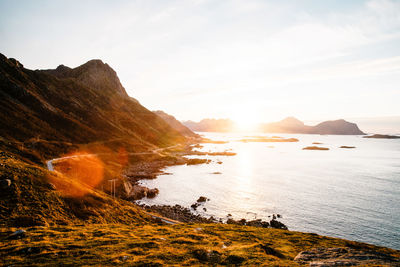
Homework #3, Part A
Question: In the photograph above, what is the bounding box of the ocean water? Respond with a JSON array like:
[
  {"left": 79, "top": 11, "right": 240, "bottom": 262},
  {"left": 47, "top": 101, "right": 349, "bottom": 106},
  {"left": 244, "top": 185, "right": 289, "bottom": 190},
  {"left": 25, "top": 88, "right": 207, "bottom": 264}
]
[{"left": 138, "top": 132, "right": 400, "bottom": 250}]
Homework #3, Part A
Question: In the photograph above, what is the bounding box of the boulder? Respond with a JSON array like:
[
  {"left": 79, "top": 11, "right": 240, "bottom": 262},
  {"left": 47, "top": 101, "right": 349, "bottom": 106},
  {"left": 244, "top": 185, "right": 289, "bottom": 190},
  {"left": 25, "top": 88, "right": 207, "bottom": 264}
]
[
  {"left": 0, "top": 179, "right": 11, "bottom": 188},
  {"left": 7, "top": 229, "right": 26, "bottom": 240},
  {"left": 197, "top": 196, "right": 208, "bottom": 202}
]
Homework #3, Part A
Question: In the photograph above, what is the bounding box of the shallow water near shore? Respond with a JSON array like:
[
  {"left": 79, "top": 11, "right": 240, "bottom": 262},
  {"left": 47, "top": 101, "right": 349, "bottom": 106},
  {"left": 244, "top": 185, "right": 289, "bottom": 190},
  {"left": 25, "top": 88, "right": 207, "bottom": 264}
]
[{"left": 138, "top": 132, "right": 400, "bottom": 250}]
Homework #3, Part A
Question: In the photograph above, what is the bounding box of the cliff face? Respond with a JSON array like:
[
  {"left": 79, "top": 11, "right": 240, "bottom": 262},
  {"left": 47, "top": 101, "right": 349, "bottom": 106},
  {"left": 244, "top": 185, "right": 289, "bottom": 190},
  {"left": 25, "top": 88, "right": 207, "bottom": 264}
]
[
  {"left": 0, "top": 53, "right": 185, "bottom": 160},
  {"left": 153, "top": 110, "right": 199, "bottom": 138},
  {"left": 260, "top": 117, "right": 365, "bottom": 135}
]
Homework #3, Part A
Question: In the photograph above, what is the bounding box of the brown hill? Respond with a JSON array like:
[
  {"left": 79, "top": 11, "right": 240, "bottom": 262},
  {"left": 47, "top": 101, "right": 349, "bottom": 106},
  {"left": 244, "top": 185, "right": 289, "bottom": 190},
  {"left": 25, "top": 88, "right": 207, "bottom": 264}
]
[
  {"left": 0, "top": 53, "right": 185, "bottom": 162},
  {"left": 154, "top": 110, "right": 199, "bottom": 138}
]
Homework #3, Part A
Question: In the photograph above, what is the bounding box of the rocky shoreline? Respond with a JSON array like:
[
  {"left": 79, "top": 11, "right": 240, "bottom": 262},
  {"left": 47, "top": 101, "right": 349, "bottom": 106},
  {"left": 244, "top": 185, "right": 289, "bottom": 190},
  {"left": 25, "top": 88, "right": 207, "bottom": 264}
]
[{"left": 138, "top": 202, "right": 288, "bottom": 230}]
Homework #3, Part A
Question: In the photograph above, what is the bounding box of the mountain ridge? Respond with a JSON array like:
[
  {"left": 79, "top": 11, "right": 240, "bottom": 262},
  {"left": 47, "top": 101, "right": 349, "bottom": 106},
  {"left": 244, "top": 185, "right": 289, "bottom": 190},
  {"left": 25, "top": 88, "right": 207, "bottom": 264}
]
[
  {"left": 0, "top": 53, "right": 186, "bottom": 162},
  {"left": 261, "top": 117, "right": 365, "bottom": 135}
]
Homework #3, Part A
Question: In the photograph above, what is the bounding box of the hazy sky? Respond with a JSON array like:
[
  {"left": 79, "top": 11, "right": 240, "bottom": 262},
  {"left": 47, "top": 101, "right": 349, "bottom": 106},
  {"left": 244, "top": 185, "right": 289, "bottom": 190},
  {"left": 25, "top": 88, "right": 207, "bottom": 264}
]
[{"left": 1, "top": 0, "right": 399, "bottom": 126}]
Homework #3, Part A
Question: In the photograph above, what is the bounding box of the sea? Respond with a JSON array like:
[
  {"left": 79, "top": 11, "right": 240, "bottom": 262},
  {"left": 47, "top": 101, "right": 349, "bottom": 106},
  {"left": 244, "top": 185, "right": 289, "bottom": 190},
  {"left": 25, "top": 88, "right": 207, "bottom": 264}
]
[{"left": 137, "top": 132, "right": 400, "bottom": 250}]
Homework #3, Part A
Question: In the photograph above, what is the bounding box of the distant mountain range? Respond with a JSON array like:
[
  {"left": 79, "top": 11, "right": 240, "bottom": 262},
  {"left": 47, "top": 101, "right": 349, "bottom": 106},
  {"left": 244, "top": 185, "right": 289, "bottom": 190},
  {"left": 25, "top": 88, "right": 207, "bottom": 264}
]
[
  {"left": 182, "top": 119, "right": 235, "bottom": 132},
  {"left": 260, "top": 117, "right": 365, "bottom": 135},
  {"left": 183, "top": 117, "right": 365, "bottom": 135}
]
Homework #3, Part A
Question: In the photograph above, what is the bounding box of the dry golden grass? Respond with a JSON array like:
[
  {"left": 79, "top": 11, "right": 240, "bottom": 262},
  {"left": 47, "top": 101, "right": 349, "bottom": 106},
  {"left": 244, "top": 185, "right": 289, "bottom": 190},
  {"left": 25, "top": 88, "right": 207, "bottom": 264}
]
[{"left": 1, "top": 223, "right": 399, "bottom": 266}]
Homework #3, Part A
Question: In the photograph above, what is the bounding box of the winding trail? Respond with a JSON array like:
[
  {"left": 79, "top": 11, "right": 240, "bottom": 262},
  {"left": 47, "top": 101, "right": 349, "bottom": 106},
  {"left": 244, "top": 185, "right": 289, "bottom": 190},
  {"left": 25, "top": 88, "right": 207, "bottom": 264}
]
[{"left": 46, "top": 144, "right": 181, "bottom": 172}]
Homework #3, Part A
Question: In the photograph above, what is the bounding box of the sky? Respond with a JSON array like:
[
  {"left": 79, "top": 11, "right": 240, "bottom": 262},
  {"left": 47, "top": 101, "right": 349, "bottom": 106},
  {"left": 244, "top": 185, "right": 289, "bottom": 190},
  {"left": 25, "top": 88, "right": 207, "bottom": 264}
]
[{"left": 1, "top": 0, "right": 400, "bottom": 129}]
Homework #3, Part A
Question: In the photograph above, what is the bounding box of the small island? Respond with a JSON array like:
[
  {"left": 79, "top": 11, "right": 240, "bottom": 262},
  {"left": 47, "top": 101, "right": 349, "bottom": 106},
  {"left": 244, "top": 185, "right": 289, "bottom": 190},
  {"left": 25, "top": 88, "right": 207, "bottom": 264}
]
[
  {"left": 239, "top": 137, "right": 299, "bottom": 143},
  {"left": 363, "top": 134, "right": 400, "bottom": 139},
  {"left": 303, "top": 146, "right": 330, "bottom": 150}
]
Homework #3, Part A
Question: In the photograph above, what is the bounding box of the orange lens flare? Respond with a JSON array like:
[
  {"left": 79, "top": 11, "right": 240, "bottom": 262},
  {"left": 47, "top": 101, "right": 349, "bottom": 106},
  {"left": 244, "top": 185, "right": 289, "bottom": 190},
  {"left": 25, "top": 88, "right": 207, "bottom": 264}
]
[{"left": 48, "top": 151, "right": 104, "bottom": 197}]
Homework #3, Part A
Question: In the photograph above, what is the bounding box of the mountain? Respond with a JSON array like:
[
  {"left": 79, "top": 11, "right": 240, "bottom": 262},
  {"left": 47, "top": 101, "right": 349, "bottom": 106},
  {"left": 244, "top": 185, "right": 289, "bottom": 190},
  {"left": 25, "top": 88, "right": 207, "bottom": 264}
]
[
  {"left": 183, "top": 118, "right": 234, "bottom": 132},
  {"left": 153, "top": 111, "right": 199, "bottom": 138},
  {"left": 261, "top": 117, "right": 311, "bottom": 134},
  {"left": 0, "top": 53, "right": 185, "bottom": 161},
  {"left": 312, "top": 119, "right": 365, "bottom": 135},
  {"left": 260, "top": 117, "right": 365, "bottom": 135}
]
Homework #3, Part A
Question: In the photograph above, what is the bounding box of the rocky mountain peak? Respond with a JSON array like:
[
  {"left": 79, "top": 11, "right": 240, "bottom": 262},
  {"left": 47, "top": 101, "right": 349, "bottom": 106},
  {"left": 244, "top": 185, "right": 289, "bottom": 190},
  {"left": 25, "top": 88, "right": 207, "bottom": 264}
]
[{"left": 42, "top": 59, "right": 128, "bottom": 97}]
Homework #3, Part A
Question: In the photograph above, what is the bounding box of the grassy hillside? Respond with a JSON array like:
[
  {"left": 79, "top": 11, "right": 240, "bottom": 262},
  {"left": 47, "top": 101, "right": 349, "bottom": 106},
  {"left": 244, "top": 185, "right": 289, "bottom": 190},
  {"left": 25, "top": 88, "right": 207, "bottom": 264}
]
[{"left": 1, "top": 223, "right": 399, "bottom": 266}]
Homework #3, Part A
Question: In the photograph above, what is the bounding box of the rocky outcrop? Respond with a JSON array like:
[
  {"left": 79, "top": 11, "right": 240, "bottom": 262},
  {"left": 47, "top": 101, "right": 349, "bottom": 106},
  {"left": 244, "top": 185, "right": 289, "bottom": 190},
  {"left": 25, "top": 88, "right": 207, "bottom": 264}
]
[
  {"left": 42, "top": 59, "right": 128, "bottom": 97},
  {"left": 294, "top": 247, "right": 399, "bottom": 266}
]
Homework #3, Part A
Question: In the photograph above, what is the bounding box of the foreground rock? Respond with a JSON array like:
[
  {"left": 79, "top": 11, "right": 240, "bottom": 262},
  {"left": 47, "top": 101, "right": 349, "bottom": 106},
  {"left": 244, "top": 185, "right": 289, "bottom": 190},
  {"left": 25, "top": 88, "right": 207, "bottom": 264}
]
[
  {"left": 139, "top": 204, "right": 288, "bottom": 230},
  {"left": 363, "top": 134, "right": 400, "bottom": 139},
  {"left": 294, "top": 247, "right": 400, "bottom": 266},
  {"left": 340, "top": 146, "right": 356, "bottom": 149},
  {"left": 226, "top": 218, "right": 288, "bottom": 230},
  {"left": 138, "top": 204, "right": 217, "bottom": 223},
  {"left": 197, "top": 196, "right": 209, "bottom": 202}
]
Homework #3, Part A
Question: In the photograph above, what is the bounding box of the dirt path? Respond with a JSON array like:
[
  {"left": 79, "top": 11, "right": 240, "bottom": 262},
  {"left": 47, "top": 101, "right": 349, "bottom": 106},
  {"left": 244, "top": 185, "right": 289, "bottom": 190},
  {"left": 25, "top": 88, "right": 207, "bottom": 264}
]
[{"left": 46, "top": 144, "right": 181, "bottom": 172}]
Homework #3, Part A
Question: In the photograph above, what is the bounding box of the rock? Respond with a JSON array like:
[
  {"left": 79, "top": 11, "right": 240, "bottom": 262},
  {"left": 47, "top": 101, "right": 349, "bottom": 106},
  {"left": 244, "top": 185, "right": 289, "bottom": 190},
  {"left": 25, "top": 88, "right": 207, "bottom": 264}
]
[
  {"left": 294, "top": 247, "right": 400, "bottom": 266},
  {"left": 225, "top": 254, "right": 245, "bottom": 264},
  {"left": 7, "top": 229, "right": 26, "bottom": 240},
  {"left": 127, "top": 185, "right": 159, "bottom": 200},
  {"left": 203, "top": 207, "right": 207, "bottom": 211},
  {"left": 191, "top": 203, "right": 200, "bottom": 210},
  {"left": 197, "top": 196, "right": 208, "bottom": 202},
  {"left": 217, "top": 161, "right": 223, "bottom": 164},
  {"left": 211, "top": 172, "right": 222, "bottom": 174},
  {"left": 259, "top": 244, "right": 285, "bottom": 258},
  {"left": 0, "top": 179, "right": 11, "bottom": 188},
  {"left": 146, "top": 188, "right": 159, "bottom": 198},
  {"left": 48, "top": 182, "right": 56, "bottom": 190},
  {"left": 247, "top": 219, "right": 269, "bottom": 228},
  {"left": 193, "top": 249, "right": 221, "bottom": 263},
  {"left": 340, "top": 146, "right": 356, "bottom": 149},
  {"left": 270, "top": 219, "right": 288, "bottom": 230}
]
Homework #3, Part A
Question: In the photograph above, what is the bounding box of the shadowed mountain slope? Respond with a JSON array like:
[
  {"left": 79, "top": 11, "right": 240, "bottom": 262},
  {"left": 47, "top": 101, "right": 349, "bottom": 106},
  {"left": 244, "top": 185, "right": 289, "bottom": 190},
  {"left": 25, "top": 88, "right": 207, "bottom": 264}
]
[
  {"left": 153, "top": 110, "right": 199, "bottom": 138},
  {"left": 0, "top": 53, "right": 185, "bottom": 161}
]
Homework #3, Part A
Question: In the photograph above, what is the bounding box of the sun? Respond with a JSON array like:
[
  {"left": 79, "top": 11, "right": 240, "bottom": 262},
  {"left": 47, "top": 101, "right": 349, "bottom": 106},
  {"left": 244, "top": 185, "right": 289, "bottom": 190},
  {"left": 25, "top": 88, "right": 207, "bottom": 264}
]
[{"left": 232, "top": 111, "right": 260, "bottom": 132}]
